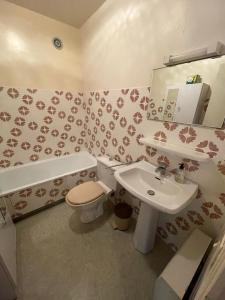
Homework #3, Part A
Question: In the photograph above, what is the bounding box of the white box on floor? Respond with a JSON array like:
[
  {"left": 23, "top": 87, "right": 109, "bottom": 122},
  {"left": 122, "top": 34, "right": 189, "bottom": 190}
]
[{"left": 153, "top": 229, "right": 212, "bottom": 300}]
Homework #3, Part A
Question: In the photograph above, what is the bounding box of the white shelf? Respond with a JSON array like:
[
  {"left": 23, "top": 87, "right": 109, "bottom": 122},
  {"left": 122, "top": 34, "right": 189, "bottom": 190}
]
[{"left": 140, "top": 137, "right": 210, "bottom": 162}]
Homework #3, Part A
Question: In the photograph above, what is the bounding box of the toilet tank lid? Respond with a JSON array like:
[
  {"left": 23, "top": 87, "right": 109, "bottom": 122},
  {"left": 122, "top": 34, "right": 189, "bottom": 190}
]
[{"left": 96, "top": 156, "right": 119, "bottom": 167}]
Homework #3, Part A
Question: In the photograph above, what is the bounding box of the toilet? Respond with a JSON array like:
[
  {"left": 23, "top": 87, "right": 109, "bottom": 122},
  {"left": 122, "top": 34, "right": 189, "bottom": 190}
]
[{"left": 66, "top": 156, "right": 118, "bottom": 223}]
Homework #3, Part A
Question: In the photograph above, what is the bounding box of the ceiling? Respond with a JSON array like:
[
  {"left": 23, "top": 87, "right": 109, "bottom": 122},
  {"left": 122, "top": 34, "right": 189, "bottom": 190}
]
[{"left": 6, "top": 0, "right": 106, "bottom": 28}]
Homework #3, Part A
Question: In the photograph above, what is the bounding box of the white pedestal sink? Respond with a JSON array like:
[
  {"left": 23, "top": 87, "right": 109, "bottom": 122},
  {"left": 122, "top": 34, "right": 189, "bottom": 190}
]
[
  {"left": 133, "top": 202, "right": 159, "bottom": 253},
  {"left": 114, "top": 161, "right": 198, "bottom": 254}
]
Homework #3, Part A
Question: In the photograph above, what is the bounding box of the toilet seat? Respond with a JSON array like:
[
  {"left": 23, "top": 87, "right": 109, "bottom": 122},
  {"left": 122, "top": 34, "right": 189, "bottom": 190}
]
[{"left": 66, "top": 181, "right": 105, "bottom": 206}]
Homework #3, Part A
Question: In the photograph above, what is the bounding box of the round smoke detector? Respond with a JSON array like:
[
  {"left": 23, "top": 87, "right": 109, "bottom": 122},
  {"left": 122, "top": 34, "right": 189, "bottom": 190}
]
[{"left": 52, "top": 37, "right": 63, "bottom": 50}]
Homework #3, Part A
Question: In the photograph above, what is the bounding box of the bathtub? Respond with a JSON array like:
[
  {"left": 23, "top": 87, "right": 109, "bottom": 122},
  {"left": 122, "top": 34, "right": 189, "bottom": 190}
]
[{"left": 0, "top": 151, "right": 97, "bottom": 197}]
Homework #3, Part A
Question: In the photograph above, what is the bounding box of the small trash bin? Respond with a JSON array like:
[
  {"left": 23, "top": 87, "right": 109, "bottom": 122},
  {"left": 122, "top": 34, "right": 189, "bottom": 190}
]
[{"left": 113, "top": 202, "right": 133, "bottom": 231}]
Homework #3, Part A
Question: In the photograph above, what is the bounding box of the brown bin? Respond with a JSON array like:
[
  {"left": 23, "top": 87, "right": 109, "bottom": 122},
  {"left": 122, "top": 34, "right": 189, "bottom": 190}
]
[{"left": 113, "top": 202, "right": 133, "bottom": 231}]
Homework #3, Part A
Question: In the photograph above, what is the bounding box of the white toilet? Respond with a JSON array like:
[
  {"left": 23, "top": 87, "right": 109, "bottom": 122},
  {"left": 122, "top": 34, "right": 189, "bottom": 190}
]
[{"left": 66, "top": 156, "right": 118, "bottom": 223}]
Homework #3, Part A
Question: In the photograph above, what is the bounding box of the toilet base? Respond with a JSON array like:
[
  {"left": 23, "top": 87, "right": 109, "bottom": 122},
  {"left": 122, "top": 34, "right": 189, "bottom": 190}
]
[{"left": 77, "top": 194, "right": 107, "bottom": 223}]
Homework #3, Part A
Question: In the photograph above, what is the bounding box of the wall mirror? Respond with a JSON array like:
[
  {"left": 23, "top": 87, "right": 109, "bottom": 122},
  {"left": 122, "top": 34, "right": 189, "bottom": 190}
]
[{"left": 147, "top": 56, "right": 225, "bottom": 128}]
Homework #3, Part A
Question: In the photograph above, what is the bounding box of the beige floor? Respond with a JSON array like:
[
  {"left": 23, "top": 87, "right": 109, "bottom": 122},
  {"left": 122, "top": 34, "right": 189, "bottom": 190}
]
[{"left": 16, "top": 202, "right": 173, "bottom": 300}]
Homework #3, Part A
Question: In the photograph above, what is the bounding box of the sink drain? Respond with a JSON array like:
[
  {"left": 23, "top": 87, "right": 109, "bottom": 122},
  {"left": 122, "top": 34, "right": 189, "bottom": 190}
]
[{"left": 147, "top": 190, "right": 155, "bottom": 196}]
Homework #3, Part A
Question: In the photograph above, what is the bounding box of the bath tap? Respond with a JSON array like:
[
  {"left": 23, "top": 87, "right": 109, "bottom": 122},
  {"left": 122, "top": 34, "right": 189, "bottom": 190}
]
[
  {"left": 104, "top": 158, "right": 139, "bottom": 169},
  {"left": 105, "top": 162, "right": 132, "bottom": 169}
]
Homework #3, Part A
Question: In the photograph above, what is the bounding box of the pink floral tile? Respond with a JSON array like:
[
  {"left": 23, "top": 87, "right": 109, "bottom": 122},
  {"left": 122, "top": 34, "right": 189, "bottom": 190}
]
[{"left": 1, "top": 85, "right": 225, "bottom": 250}]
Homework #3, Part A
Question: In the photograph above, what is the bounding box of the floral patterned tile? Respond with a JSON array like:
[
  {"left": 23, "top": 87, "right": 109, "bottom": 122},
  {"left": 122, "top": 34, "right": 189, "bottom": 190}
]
[{"left": 1, "top": 85, "right": 225, "bottom": 250}]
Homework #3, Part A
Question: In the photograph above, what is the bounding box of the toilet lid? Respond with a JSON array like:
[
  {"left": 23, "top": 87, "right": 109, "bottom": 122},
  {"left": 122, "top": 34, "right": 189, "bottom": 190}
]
[{"left": 66, "top": 181, "right": 105, "bottom": 205}]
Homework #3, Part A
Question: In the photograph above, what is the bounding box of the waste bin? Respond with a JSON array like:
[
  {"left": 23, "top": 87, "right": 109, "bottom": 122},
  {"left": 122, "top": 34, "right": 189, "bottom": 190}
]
[{"left": 113, "top": 202, "right": 133, "bottom": 231}]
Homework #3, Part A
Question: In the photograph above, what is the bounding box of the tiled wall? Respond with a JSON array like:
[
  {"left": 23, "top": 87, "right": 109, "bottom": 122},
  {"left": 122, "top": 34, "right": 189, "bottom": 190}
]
[
  {"left": 84, "top": 87, "right": 225, "bottom": 251},
  {"left": 1, "top": 85, "right": 225, "bottom": 250},
  {"left": 0, "top": 86, "right": 88, "bottom": 219},
  {"left": 0, "top": 86, "right": 85, "bottom": 167}
]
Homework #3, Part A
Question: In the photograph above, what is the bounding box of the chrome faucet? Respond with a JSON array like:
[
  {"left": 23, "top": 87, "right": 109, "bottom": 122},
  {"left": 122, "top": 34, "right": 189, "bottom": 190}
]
[{"left": 155, "top": 162, "right": 168, "bottom": 177}]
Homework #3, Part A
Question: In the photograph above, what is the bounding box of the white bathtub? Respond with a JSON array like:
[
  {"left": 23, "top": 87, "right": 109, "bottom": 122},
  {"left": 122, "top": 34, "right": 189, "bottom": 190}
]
[{"left": 0, "top": 151, "right": 97, "bottom": 197}]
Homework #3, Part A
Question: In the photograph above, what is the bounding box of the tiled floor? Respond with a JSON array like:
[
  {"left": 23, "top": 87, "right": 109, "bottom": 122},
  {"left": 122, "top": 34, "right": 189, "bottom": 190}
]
[{"left": 16, "top": 202, "right": 173, "bottom": 300}]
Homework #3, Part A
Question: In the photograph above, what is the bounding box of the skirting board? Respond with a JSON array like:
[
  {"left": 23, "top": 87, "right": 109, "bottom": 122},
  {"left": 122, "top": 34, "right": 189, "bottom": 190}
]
[{"left": 13, "top": 198, "right": 65, "bottom": 223}]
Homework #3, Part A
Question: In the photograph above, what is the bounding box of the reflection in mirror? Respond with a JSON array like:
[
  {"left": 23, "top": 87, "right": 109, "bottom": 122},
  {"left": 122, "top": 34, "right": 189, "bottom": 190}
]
[{"left": 148, "top": 56, "right": 225, "bottom": 128}]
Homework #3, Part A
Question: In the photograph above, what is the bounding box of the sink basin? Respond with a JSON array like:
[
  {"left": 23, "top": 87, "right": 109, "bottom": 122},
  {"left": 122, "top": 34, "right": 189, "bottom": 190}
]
[
  {"left": 114, "top": 161, "right": 198, "bottom": 254},
  {"left": 114, "top": 161, "right": 198, "bottom": 214}
]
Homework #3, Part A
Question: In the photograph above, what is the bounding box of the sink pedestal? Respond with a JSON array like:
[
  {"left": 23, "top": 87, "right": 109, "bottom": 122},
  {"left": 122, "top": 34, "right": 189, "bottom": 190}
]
[{"left": 133, "top": 201, "right": 159, "bottom": 254}]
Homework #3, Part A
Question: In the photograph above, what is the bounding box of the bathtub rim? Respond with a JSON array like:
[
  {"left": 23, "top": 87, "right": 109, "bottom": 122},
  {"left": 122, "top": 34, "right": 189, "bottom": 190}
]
[{"left": 0, "top": 151, "right": 97, "bottom": 197}]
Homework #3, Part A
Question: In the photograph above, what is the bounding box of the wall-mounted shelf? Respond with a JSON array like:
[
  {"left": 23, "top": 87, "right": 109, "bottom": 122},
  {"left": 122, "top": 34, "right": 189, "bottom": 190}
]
[{"left": 140, "top": 137, "right": 210, "bottom": 162}]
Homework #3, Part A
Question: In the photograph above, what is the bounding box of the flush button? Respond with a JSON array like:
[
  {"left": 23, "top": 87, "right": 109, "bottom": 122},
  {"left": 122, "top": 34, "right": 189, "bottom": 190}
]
[{"left": 147, "top": 190, "right": 155, "bottom": 196}]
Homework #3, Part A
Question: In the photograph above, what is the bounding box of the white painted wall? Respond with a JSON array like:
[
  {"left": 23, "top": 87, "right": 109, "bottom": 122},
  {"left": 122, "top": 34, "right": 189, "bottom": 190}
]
[
  {"left": 81, "top": 0, "right": 225, "bottom": 90},
  {"left": 2, "top": 0, "right": 225, "bottom": 91},
  {"left": 0, "top": 0, "right": 82, "bottom": 90}
]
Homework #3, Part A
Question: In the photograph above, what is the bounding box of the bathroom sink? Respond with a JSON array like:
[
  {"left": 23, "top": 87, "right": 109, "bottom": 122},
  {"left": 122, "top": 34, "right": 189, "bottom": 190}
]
[
  {"left": 114, "top": 161, "right": 198, "bottom": 214},
  {"left": 114, "top": 161, "right": 198, "bottom": 254}
]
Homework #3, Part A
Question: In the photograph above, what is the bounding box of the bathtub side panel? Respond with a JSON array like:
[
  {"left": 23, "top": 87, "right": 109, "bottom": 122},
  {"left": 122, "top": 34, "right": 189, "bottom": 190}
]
[{"left": 2, "top": 167, "right": 97, "bottom": 220}]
